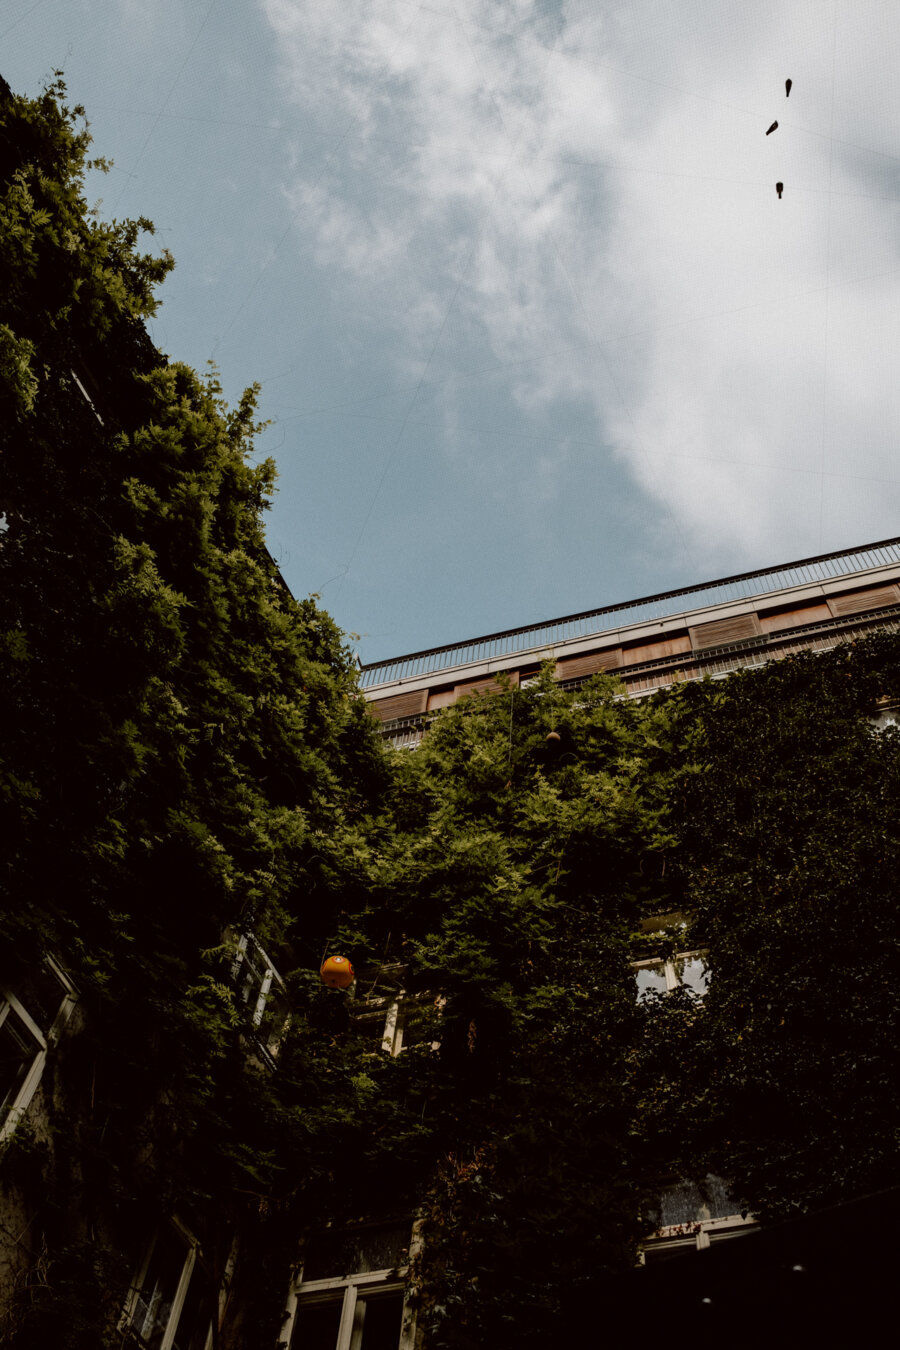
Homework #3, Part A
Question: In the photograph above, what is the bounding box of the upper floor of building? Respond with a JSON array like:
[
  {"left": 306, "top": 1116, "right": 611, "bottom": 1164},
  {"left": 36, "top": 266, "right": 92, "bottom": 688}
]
[{"left": 361, "top": 535, "right": 900, "bottom": 746}]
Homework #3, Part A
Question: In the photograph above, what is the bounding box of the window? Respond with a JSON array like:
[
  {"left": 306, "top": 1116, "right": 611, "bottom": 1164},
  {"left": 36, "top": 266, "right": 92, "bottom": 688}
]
[
  {"left": 349, "top": 996, "right": 394, "bottom": 1051},
  {"left": 634, "top": 951, "right": 708, "bottom": 1000},
  {"left": 381, "top": 995, "right": 443, "bottom": 1057},
  {"left": 351, "top": 994, "right": 443, "bottom": 1057},
  {"left": 284, "top": 1222, "right": 420, "bottom": 1350},
  {"left": 870, "top": 704, "right": 900, "bottom": 732},
  {"left": 122, "top": 1221, "right": 216, "bottom": 1350},
  {"left": 640, "top": 1176, "right": 755, "bottom": 1262},
  {"left": 230, "top": 932, "right": 291, "bottom": 1057},
  {"left": 0, "top": 956, "right": 77, "bottom": 1144}
]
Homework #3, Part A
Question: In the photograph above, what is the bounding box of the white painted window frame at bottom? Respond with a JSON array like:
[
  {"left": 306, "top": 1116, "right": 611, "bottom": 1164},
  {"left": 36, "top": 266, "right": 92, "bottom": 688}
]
[
  {"left": 639, "top": 1212, "right": 758, "bottom": 1261},
  {"left": 0, "top": 958, "right": 78, "bottom": 1146},
  {"left": 291, "top": 1269, "right": 409, "bottom": 1350},
  {"left": 282, "top": 1221, "right": 423, "bottom": 1350}
]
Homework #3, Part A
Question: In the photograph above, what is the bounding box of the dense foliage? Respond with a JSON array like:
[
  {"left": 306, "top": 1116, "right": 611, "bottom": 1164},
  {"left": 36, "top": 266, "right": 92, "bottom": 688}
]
[
  {"left": 361, "top": 669, "right": 681, "bottom": 1346},
  {"left": 2, "top": 74, "right": 899, "bottom": 1350},
  {"left": 667, "top": 636, "right": 900, "bottom": 1220},
  {"left": 0, "top": 75, "right": 389, "bottom": 1346}
]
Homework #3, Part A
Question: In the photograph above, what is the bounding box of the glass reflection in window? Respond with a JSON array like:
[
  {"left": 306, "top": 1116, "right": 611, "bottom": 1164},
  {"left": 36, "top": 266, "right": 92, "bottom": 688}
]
[
  {"left": 635, "top": 963, "right": 668, "bottom": 999},
  {"left": 674, "top": 954, "right": 709, "bottom": 995}
]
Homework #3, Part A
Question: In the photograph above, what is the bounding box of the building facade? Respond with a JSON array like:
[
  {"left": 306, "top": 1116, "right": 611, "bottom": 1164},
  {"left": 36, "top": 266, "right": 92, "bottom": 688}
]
[
  {"left": 361, "top": 537, "right": 900, "bottom": 745},
  {"left": 357, "top": 535, "right": 900, "bottom": 1312},
  {"left": 4, "top": 536, "right": 900, "bottom": 1348}
]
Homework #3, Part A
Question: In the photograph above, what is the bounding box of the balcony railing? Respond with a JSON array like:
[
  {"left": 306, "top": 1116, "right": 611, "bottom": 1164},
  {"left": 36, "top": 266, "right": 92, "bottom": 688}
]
[{"left": 359, "top": 537, "right": 900, "bottom": 689}]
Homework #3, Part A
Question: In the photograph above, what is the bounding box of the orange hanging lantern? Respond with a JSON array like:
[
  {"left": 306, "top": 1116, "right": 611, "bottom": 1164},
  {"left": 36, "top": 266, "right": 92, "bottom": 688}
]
[{"left": 320, "top": 955, "right": 355, "bottom": 989}]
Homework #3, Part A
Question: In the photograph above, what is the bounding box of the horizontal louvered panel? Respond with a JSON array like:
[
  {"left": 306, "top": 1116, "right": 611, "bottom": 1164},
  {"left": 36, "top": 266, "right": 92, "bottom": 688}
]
[
  {"left": 367, "top": 689, "right": 428, "bottom": 721},
  {"left": 621, "top": 635, "right": 691, "bottom": 665},
  {"left": 427, "top": 688, "right": 456, "bottom": 712},
  {"left": 454, "top": 672, "right": 519, "bottom": 700},
  {"left": 555, "top": 648, "right": 623, "bottom": 679},
  {"left": 827, "top": 585, "right": 899, "bottom": 618},
  {"left": 758, "top": 603, "right": 831, "bottom": 633},
  {"left": 689, "top": 613, "right": 760, "bottom": 651}
]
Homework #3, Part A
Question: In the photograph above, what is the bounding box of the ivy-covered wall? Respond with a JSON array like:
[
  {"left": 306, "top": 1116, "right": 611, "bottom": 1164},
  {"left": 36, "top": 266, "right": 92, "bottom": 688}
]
[
  {"left": 2, "top": 76, "right": 899, "bottom": 1350},
  {"left": 0, "top": 74, "right": 392, "bottom": 1347},
  {"left": 662, "top": 637, "right": 900, "bottom": 1220}
]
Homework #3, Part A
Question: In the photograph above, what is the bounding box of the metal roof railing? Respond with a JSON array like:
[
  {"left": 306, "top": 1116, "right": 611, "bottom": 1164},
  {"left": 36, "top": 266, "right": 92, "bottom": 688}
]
[{"left": 359, "top": 536, "right": 900, "bottom": 689}]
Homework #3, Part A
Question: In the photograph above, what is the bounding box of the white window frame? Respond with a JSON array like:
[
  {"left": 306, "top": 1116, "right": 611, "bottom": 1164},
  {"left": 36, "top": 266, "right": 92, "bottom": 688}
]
[
  {"left": 282, "top": 1221, "right": 422, "bottom": 1350},
  {"left": 0, "top": 955, "right": 78, "bottom": 1145},
  {"left": 638, "top": 1174, "right": 755, "bottom": 1259},
  {"left": 639, "top": 1210, "right": 757, "bottom": 1260},
  {"left": 230, "top": 932, "right": 291, "bottom": 1056},
  {"left": 121, "top": 1218, "right": 216, "bottom": 1350},
  {"left": 633, "top": 950, "right": 708, "bottom": 998},
  {"left": 353, "top": 993, "right": 443, "bottom": 1057},
  {"left": 382, "top": 993, "right": 443, "bottom": 1056}
]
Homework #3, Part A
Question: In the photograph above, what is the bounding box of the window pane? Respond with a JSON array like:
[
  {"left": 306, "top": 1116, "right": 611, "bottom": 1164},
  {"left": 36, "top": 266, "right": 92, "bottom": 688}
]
[
  {"left": 14, "top": 964, "right": 68, "bottom": 1032},
  {"left": 170, "top": 1264, "right": 213, "bottom": 1350},
  {"left": 351, "top": 1007, "right": 392, "bottom": 1049},
  {"left": 674, "top": 954, "right": 709, "bottom": 995},
  {"left": 291, "top": 1299, "right": 343, "bottom": 1349},
  {"left": 302, "top": 1224, "right": 409, "bottom": 1281},
  {"left": 237, "top": 945, "right": 269, "bottom": 1017},
  {"left": 399, "top": 1004, "right": 432, "bottom": 1050},
  {"left": 359, "top": 1292, "right": 404, "bottom": 1350},
  {"left": 0, "top": 1009, "right": 39, "bottom": 1122},
  {"left": 358, "top": 1224, "right": 409, "bottom": 1274},
  {"left": 657, "top": 1175, "right": 740, "bottom": 1227},
  {"left": 132, "top": 1231, "right": 187, "bottom": 1347},
  {"left": 635, "top": 964, "right": 667, "bottom": 999},
  {"left": 259, "top": 984, "right": 292, "bottom": 1044}
]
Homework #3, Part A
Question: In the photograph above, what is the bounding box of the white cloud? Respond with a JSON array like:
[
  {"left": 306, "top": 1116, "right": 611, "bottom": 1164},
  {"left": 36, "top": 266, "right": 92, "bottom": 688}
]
[{"left": 262, "top": 0, "right": 900, "bottom": 565}]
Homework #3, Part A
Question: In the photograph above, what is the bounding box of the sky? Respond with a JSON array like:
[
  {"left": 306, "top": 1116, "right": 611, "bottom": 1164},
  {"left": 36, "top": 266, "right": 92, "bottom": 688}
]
[{"left": 5, "top": 0, "right": 900, "bottom": 664}]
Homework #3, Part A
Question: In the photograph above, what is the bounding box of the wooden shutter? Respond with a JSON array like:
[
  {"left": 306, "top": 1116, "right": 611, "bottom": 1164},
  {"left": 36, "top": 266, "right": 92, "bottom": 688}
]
[
  {"left": 689, "top": 612, "right": 761, "bottom": 652},
  {"left": 555, "top": 648, "right": 623, "bottom": 679},
  {"left": 366, "top": 689, "right": 428, "bottom": 721},
  {"left": 453, "top": 672, "right": 519, "bottom": 700},
  {"left": 758, "top": 603, "right": 831, "bottom": 634},
  {"left": 827, "top": 585, "right": 899, "bottom": 618},
  {"left": 621, "top": 635, "right": 691, "bottom": 665},
  {"left": 427, "top": 688, "right": 456, "bottom": 712}
]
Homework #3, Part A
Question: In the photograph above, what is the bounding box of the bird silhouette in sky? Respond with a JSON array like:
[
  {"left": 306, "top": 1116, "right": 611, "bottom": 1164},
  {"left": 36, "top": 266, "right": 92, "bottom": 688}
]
[
  {"left": 776, "top": 182, "right": 784, "bottom": 198},
  {"left": 766, "top": 121, "right": 778, "bottom": 134},
  {"left": 785, "top": 78, "right": 792, "bottom": 96}
]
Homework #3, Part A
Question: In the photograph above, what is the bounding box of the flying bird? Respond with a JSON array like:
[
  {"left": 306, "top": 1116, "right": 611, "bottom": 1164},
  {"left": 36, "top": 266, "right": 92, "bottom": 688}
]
[
  {"left": 785, "top": 78, "right": 792, "bottom": 97},
  {"left": 766, "top": 121, "right": 779, "bottom": 134},
  {"left": 776, "top": 182, "right": 784, "bottom": 198}
]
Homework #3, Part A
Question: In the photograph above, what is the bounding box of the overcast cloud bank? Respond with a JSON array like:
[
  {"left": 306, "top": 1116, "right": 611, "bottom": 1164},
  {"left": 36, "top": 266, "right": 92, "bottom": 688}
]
[{"left": 264, "top": 0, "right": 900, "bottom": 575}]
